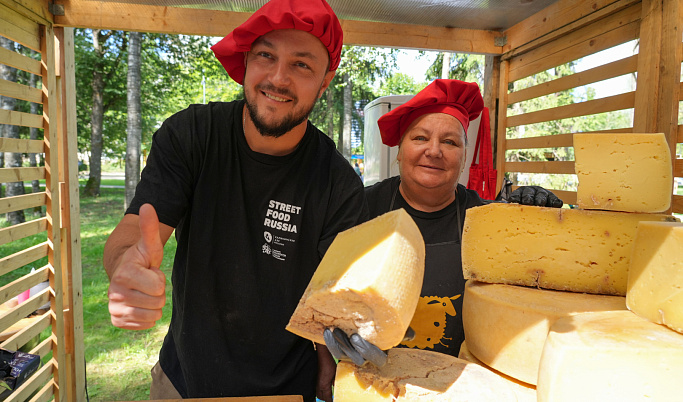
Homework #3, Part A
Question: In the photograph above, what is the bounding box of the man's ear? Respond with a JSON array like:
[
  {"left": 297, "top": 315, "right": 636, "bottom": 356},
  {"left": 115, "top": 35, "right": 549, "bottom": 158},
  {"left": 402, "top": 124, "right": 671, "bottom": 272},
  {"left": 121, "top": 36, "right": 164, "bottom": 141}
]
[{"left": 318, "top": 71, "right": 336, "bottom": 99}]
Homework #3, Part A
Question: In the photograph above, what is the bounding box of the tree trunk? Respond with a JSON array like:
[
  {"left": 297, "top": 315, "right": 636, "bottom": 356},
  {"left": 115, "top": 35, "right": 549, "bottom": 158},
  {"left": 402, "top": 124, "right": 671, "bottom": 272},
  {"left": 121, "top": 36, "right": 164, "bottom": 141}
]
[
  {"left": 326, "top": 85, "right": 334, "bottom": 141},
  {"left": 84, "top": 29, "right": 105, "bottom": 197},
  {"left": 442, "top": 52, "right": 451, "bottom": 79},
  {"left": 341, "top": 72, "right": 352, "bottom": 160},
  {"left": 125, "top": 31, "right": 142, "bottom": 209},
  {"left": 0, "top": 37, "right": 25, "bottom": 224}
]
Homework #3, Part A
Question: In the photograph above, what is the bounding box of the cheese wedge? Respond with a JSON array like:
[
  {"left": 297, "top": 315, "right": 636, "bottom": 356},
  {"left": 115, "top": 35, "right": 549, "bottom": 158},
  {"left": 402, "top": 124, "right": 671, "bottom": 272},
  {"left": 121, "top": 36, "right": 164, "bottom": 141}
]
[
  {"left": 461, "top": 203, "right": 677, "bottom": 295},
  {"left": 537, "top": 310, "right": 683, "bottom": 402},
  {"left": 458, "top": 341, "right": 537, "bottom": 402},
  {"left": 462, "top": 281, "right": 626, "bottom": 385},
  {"left": 627, "top": 221, "right": 683, "bottom": 333},
  {"left": 574, "top": 133, "right": 673, "bottom": 213},
  {"left": 286, "top": 209, "right": 425, "bottom": 350},
  {"left": 334, "top": 348, "right": 517, "bottom": 401}
]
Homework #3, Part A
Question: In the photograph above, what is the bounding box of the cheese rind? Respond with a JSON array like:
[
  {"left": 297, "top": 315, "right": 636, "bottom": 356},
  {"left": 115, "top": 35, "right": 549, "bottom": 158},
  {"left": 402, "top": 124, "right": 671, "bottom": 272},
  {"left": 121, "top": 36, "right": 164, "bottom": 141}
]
[
  {"left": 334, "top": 348, "right": 517, "bottom": 401},
  {"left": 459, "top": 341, "right": 537, "bottom": 402},
  {"left": 462, "top": 281, "right": 626, "bottom": 385},
  {"left": 574, "top": 133, "right": 673, "bottom": 213},
  {"left": 626, "top": 221, "right": 683, "bottom": 334},
  {"left": 537, "top": 310, "right": 683, "bottom": 402},
  {"left": 461, "top": 203, "right": 676, "bottom": 295},
  {"left": 286, "top": 209, "right": 425, "bottom": 350}
]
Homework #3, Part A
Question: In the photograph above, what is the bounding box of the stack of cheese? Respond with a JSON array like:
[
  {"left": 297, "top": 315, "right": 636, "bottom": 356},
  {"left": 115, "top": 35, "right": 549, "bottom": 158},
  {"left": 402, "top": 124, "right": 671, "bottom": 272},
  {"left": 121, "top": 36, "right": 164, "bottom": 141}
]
[
  {"left": 460, "top": 133, "right": 681, "bottom": 401},
  {"left": 287, "top": 209, "right": 519, "bottom": 400}
]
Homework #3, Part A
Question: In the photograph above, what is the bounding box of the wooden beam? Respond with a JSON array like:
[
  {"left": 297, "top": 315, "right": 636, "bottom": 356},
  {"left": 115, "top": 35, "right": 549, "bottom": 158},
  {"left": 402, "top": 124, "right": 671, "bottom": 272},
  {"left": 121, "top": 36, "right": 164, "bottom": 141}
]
[
  {"left": 0, "top": 45, "right": 42, "bottom": 75},
  {"left": 675, "top": 158, "right": 683, "bottom": 178},
  {"left": 341, "top": 19, "right": 503, "bottom": 54},
  {"left": 508, "top": 20, "right": 640, "bottom": 83},
  {"left": 0, "top": 1, "right": 41, "bottom": 51},
  {"left": 0, "top": 166, "right": 45, "bottom": 183},
  {"left": 0, "top": 0, "right": 52, "bottom": 26},
  {"left": 633, "top": 0, "right": 663, "bottom": 134},
  {"left": 54, "top": 0, "right": 503, "bottom": 53},
  {"left": 506, "top": 128, "right": 633, "bottom": 150},
  {"left": 0, "top": 192, "right": 46, "bottom": 215},
  {"left": 0, "top": 217, "right": 47, "bottom": 246},
  {"left": 507, "top": 55, "right": 638, "bottom": 105},
  {"left": 506, "top": 91, "right": 635, "bottom": 128},
  {"left": 0, "top": 243, "right": 49, "bottom": 277},
  {"left": 0, "top": 78, "right": 43, "bottom": 104},
  {"left": 504, "top": 0, "right": 639, "bottom": 57},
  {"left": 505, "top": 160, "right": 576, "bottom": 174},
  {"left": 0, "top": 136, "right": 44, "bottom": 153}
]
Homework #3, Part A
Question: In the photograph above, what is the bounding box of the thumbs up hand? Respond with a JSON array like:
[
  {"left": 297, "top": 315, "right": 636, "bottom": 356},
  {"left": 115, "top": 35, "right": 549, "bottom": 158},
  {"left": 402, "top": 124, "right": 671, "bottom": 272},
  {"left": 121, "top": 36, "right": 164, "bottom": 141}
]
[{"left": 107, "top": 204, "right": 167, "bottom": 330}]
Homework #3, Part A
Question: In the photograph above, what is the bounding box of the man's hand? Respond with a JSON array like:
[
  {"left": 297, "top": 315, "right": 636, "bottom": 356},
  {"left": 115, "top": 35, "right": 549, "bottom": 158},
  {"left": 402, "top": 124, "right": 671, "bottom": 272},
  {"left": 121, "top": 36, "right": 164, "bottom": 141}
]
[
  {"left": 315, "top": 344, "right": 336, "bottom": 402},
  {"left": 107, "top": 204, "right": 167, "bottom": 330},
  {"left": 509, "top": 186, "right": 563, "bottom": 208}
]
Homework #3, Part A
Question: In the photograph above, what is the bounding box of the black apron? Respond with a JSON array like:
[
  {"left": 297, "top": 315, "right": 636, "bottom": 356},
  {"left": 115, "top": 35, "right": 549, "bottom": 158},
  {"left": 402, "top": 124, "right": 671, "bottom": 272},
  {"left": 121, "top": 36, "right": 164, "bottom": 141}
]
[{"left": 390, "top": 186, "right": 467, "bottom": 356}]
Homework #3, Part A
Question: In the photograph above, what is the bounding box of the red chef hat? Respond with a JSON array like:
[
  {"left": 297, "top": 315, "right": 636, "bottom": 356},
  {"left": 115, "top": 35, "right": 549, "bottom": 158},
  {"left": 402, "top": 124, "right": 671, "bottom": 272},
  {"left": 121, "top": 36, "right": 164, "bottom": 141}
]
[
  {"left": 211, "top": 0, "right": 343, "bottom": 85},
  {"left": 378, "top": 79, "right": 484, "bottom": 147}
]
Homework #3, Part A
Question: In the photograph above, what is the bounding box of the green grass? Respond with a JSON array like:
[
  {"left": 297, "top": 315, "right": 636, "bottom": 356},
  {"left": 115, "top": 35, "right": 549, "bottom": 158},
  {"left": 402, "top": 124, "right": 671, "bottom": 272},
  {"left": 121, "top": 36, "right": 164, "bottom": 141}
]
[{"left": 1, "top": 188, "right": 176, "bottom": 401}]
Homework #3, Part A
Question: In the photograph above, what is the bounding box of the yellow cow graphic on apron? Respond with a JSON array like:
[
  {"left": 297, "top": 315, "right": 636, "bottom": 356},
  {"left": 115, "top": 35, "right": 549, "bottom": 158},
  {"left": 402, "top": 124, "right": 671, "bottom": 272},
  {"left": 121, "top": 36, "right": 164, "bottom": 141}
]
[{"left": 401, "top": 294, "right": 461, "bottom": 349}]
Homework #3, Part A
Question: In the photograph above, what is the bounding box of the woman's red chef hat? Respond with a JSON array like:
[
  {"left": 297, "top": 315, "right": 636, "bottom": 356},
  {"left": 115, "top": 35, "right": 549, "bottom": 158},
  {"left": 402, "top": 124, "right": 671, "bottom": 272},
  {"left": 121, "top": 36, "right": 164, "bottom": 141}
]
[
  {"left": 210, "top": 0, "right": 343, "bottom": 85},
  {"left": 378, "top": 79, "right": 484, "bottom": 147}
]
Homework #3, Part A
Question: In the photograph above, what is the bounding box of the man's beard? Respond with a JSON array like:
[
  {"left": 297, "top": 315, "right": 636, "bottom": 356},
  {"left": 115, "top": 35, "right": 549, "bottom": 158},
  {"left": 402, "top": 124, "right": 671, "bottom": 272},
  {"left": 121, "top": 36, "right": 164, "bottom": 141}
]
[{"left": 244, "top": 84, "right": 318, "bottom": 138}]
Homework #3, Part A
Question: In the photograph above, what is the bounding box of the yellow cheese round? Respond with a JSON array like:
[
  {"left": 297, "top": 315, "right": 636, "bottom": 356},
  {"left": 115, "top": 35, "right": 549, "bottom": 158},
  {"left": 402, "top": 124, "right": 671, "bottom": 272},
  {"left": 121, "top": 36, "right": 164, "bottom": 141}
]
[
  {"left": 627, "top": 221, "right": 683, "bottom": 334},
  {"left": 462, "top": 281, "right": 626, "bottom": 384},
  {"left": 334, "top": 348, "right": 517, "bottom": 401},
  {"left": 574, "top": 133, "right": 673, "bottom": 213},
  {"left": 461, "top": 203, "right": 675, "bottom": 295},
  {"left": 458, "top": 341, "right": 537, "bottom": 402},
  {"left": 538, "top": 310, "right": 683, "bottom": 401}
]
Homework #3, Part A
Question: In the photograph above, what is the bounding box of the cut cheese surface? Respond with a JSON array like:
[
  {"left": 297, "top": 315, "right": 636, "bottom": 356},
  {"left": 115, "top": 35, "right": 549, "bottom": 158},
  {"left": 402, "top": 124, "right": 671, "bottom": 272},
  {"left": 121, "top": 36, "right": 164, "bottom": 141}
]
[
  {"left": 574, "top": 133, "right": 673, "bottom": 213},
  {"left": 537, "top": 310, "right": 683, "bottom": 402},
  {"left": 458, "top": 341, "right": 537, "bottom": 402},
  {"left": 461, "top": 203, "right": 677, "bottom": 295},
  {"left": 627, "top": 221, "right": 683, "bottom": 333},
  {"left": 462, "top": 281, "right": 626, "bottom": 385},
  {"left": 286, "top": 209, "right": 425, "bottom": 350},
  {"left": 334, "top": 348, "right": 517, "bottom": 401}
]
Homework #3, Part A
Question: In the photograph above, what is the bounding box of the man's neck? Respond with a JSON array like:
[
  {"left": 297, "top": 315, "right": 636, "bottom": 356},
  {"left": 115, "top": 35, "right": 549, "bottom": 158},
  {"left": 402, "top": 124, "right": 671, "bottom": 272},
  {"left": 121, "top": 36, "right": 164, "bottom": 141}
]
[{"left": 242, "top": 106, "right": 307, "bottom": 156}]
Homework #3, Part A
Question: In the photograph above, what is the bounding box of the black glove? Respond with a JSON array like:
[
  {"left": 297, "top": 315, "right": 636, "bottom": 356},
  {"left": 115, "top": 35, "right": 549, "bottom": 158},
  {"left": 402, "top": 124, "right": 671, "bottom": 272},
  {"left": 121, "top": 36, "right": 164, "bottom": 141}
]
[
  {"left": 323, "top": 327, "right": 415, "bottom": 367},
  {"left": 509, "top": 186, "right": 563, "bottom": 208}
]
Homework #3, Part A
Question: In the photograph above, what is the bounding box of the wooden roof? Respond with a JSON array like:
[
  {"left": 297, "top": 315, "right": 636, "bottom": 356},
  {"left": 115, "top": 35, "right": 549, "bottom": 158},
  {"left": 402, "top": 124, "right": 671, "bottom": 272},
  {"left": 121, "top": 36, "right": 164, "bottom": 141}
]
[{"left": 47, "top": 0, "right": 604, "bottom": 55}]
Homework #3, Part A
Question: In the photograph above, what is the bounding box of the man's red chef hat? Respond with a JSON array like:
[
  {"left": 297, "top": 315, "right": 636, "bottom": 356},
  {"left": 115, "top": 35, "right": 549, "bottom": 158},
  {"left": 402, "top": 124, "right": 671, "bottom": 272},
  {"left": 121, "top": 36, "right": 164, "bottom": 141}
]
[
  {"left": 210, "top": 0, "right": 343, "bottom": 85},
  {"left": 378, "top": 79, "right": 484, "bottom": 147}
]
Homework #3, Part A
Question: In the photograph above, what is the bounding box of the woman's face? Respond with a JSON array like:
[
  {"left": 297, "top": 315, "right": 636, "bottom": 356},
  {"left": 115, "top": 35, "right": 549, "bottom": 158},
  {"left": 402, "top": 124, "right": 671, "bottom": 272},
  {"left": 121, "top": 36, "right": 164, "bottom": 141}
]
[{"left": 397, "top": 113, "right": 467, "bottom": 194}]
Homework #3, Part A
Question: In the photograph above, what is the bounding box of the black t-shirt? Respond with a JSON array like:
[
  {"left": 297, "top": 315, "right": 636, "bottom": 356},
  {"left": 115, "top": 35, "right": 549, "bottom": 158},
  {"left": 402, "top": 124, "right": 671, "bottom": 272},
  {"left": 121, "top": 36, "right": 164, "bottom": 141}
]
[
  {"left": 126, "top": 100, "right": 368, "bottom": 399},
  {"left": 365, "top": 176, "right": 487, "bottom": 356}
]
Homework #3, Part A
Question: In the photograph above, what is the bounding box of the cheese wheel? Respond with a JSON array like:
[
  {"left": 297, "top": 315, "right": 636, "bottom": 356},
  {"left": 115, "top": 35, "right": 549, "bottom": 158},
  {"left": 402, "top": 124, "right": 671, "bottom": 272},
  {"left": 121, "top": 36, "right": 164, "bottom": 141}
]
[
  {"left": 537, "top": 310, "right": 683, "bottom": 402},
  {"left": 462, "top": 281, "right": 626, "bottom": 385},
  {"left": 574, "top": 133, "right": 673, "bottom": 213},
  {"left": 627, "top": 221, "right": 683, "bottom": 333},
  {"left": 458, "top": 341, "right": 537, "bottom": 402},
  {"left": 334, "top": 348, "right": 517, "bottom": 401},
  {"left": 287, "top": 209, "right": 425, "bottom": 349},
  {"left": 461, "top": 203, "right": 676, "bottom": 295}
]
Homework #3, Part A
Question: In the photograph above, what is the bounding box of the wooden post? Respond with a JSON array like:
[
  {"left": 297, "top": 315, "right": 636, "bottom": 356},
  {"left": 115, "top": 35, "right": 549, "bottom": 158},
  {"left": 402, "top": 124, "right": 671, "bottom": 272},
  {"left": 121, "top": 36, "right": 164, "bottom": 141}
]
[
  {"left": 55, "top": 25, "right": 86, "bottom": 402},
  {"left": 484, "top": 55, "right": 500, "bottom": 189},
  {"left": 42, "top": 22, "right": 67, "bottom": 402},
  {"left": 496, "top": 60, "right": 510, "bottom": 190}
]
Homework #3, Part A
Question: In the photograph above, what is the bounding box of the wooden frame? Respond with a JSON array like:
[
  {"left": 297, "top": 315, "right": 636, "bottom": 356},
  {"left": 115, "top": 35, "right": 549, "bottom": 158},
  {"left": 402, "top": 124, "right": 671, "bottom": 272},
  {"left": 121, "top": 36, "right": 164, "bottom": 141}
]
[{"left": 0, "top": 0, "right": 681, "bottom": 400}]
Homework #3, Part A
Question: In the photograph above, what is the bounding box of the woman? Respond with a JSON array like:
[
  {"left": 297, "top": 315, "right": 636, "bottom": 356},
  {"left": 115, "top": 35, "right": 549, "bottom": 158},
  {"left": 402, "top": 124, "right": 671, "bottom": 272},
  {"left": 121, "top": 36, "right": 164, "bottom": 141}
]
[{"left": 325, "top": 79, "right": 562, "bottom": 365}]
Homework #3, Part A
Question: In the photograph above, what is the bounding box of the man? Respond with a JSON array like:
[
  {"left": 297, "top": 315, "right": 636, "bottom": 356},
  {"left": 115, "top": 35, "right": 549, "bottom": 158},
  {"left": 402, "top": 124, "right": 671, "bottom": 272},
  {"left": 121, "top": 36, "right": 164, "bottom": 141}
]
[{"left": 103, "top": 0, "right": 367, "bottom": 400}]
